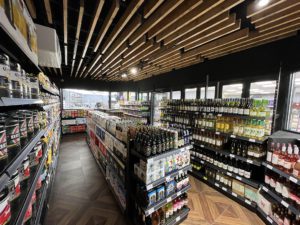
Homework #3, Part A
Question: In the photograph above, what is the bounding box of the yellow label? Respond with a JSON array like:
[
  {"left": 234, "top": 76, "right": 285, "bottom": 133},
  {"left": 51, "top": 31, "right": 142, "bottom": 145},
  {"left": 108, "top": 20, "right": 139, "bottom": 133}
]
[{"left": 0, "top": 0, "right": 4, "bottom": 7}]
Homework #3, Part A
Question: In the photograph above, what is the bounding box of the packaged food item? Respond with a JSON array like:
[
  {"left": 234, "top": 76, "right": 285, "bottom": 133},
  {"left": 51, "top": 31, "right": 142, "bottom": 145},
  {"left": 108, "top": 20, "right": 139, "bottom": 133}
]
[
  {"left": 166, "top": 180, "right": 176, "bottom": 196},
  {"left": 13, "top": 112, "right": 27, "bottom": 148},
  {"left": 0, "top": 125, "right": 8, "bottom": 172},
  {"left": 18, "top": 157, "right": 30, "bottom": 187},
  {"left": 0, "top": 187, "right": 11, "bottom": 225},
  {"left": 147, "top": 190, "right": 156, "bottom": 206},
  {"left": 156, "top": 186, "right": 165, "bottom": 202},
  {"left": 10, "top": 62, "right": 22, "bottom": 98},
  {"left": 33, "top": 110, "right": 40, "bottom": 134},
  {"left": 29, "top": 76, "right": 39, "bottom": 99},
  {"left": 24, "top": 111, "right": 34, "bottom": 140},
  {"left": 1, "top": 116, "right": 21, "bottom": 160},
  {"left": 0, "top": 53, "right": 11, "bottom": 98},
  {"left": 8, "top": 171, "right": 21, "bottom": 202},
  {"left": 21, "top": 69, "right": 28, "bottom": 98}
]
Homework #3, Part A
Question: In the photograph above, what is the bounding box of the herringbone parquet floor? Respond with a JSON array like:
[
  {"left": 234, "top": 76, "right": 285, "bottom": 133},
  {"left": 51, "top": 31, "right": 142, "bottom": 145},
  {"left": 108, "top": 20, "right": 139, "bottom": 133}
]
[{"left": 45, "top": 134, "right": 264, "bottom": 225}]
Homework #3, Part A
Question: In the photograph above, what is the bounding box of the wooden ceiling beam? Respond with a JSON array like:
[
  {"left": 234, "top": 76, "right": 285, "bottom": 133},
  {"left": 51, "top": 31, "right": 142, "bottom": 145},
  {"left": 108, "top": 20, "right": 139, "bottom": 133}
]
[
  {"left": 143, "top": 0, "right": 164, "bottom": 19},
  {"left": 44, "top": 0, "right": 53, "bottom": 24},
  {"left": 101, "top": 0, "right": 144, "bottom": 54},
  {"left": 101, "top": 42, "right": 129, "bottom": 71},
  {"left": 156, "top": 0, "right": 226, "bottom": 42},
  {"left": 102, "top": 15, "right": 142, "bottom": 63},
  {"left": 254, "top": 8, "right": 300, "bottom": 29},
  {"left": 250, "top": 0, "right": 300, "bottom": 23},
  {"left": 24, "top": 0, "right": 36, "bottom": 19},
  {"left": 163, "top": 0, "right": 244, "bottom": 45},
  {"left": 183, "top": 19, "right": 241, "bottom": 51},
  {"left": 63, "top": 0, "right": 68, "bottom": 44},
  {"left": 129, "top": 0, "right": 184, "bottom": 45},
  {"left": 147, "top": 0, "right": 203, "bottom": 40},
  {"left": 94, "top": 0, "right": 120, "bottom": 52},
  {"left": 247, "top": 0, "right": 286, "bottom": 18}
]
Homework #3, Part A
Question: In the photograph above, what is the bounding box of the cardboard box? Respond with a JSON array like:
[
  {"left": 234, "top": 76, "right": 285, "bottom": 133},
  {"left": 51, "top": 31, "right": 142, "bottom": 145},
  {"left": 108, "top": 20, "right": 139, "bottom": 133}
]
[{"left": 232, "top": 180, "right": 245, "bottom": 197}]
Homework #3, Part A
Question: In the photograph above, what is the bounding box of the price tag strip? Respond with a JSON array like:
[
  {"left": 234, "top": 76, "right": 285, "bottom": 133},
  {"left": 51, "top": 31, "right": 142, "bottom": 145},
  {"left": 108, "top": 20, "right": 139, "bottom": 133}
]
[
  {"left": 289, "top": 176, "right": 298, "bottom": 184},
  {"left": 281, "top": 200, "right": 289, "bottom": 208}
]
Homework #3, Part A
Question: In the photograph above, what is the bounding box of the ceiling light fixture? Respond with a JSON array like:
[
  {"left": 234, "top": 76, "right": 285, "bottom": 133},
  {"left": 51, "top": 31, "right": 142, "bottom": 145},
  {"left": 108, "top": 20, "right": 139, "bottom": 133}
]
[
  {"left": 121, "top": 73, "right": 127, "bottom": 78},
  {"left": 257, "top": 0, "right": 270, "bottom": 8},
  {"left": 130, "top": 67, "right": 138, "bottom": 75}
]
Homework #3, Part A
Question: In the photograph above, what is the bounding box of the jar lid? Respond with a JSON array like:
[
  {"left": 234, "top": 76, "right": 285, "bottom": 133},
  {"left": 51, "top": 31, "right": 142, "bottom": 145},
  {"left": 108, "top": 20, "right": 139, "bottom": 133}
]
[
  {"left": 0, "top": 53, "right": 9, "bottom": 66},
  {"left": 10, "top": 62, "right": 21, "bottom": 72}
]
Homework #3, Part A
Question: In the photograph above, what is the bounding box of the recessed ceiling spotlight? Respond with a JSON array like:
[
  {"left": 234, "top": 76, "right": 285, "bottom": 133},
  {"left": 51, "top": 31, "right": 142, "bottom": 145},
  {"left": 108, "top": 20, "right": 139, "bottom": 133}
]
[
  {"left": 121, "top": 73, "right": 127, "bottom": 78},
  {"left": 257, "top": 0, "right": 270, "bottom": 7},
  {"left": 130, "top": 67, "right": 138, "bottom": 75}
]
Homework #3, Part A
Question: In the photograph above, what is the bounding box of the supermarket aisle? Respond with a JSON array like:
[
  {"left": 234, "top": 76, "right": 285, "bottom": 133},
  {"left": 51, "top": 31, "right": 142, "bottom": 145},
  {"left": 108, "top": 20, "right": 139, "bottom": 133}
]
[
  {"left": 44, "top": 134, "right": 127, "bottom": 225},
  {"left": 183, "top": 177, "right": 264, "bottom": 225}
]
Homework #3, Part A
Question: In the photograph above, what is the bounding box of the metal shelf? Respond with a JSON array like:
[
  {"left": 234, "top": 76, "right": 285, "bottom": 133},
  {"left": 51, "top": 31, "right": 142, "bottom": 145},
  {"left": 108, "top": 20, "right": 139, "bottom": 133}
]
[
  {"left": 191, "top": 156, "right": 260, "bottom": 188},
  {"left": 256, "top": 207, "right": 277, "bottom": 225},
  {"left": 131, "top": 145, "right": 193, "bottom": 162},
  {"left": 14, "top": 148, "right": 48, "bottom": 225},
  {"left": 142, "top": 165, "right": 192, "bottom": 191},
  {"left": 193, "top": 142, "right": 262, "bottom": 166},
  {"left": 123, "top": 112, "right": 149, "bottom": 118},
  {"left": 34, "top": 184, "right": 48, "bottom": 225},
  {"left": 189, "top": 170, "right": 257, "bottom": 209},
  {"left": 262, "top": 162, "right": 300, "bottom": 185},
  {"left": 0, "top": 97, "right": 43, "bottom": 107},
  {"left": 40, "top": 84, "right": 59, "bottom": 96},
  {"left": 42, "top": 102, "right": 60, "bottom": 111},
  {"left": 143, "top": 185, "right": 191, "bottom": 216},
  {"left": 260, "top": 184, "right": 300, "bottom": 216}
]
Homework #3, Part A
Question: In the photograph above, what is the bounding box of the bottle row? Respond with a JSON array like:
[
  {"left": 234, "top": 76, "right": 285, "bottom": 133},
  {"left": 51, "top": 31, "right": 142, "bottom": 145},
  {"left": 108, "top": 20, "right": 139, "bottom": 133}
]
[
  {"left": 193, "top": 133, "right": 266, "bottom": 159},
  {"left": 161, "top": 98, "right": 272, "bottom": 118},
  {"left": 191, "top": 149, "right": 252, "bottom": 179},
  {"left": 62, "top": 109, "right": 87, "bottom": 118},
  {"left": 265, "top": 169, "right": 300, "bottom": 210},
  {"left": 266, "top": 142, "right": 300, "bottom": 177},
  {"left": 269, "top": 204, "right": 298, "bottom": 225},
  {"left": 0, "top": 110, "right": 51, "bottom": 172},
  {"left": 136, "top": 172, "right": 189, "bottom": 208},
  {"left": 134, "top": 126, "right": 190, "bottom": 157}
]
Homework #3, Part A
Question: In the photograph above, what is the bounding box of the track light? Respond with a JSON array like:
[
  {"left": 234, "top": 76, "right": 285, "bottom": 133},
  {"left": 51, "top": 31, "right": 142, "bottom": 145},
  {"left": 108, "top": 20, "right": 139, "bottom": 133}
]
[
  {"left": 121, "top": 73, "right": 127, "bottom": 78},
  {"left": 257, "top": 0, "right": 270, "bottom": 7},
  {"left": 130, "top": 67, "right": 138, "bottom": 75}
]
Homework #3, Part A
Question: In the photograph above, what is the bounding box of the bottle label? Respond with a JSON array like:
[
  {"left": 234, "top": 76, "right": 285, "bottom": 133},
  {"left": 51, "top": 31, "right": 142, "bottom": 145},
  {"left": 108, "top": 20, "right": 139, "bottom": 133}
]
[
  {"left": 278, "top": 158, "right": 285, "bottom": 167},
  {"left": 282, "top": 185, "right": 289, "bottom": 198},
  {"left": 264, "top": 174, "right": 270, "bottom": 184},
  {"left": 283, "top": 218, "right": 291, "bottom": 225},
  {"left": 292, "top": 169, "right": 300, "bottom": 178},
  {"left": 272, "top": 154, "right": 279, "bottom": 165},
  {"left": 266, "top": 151, "right": 272, "bottom": 162},
  {"left": 238, "top": 108, "right": 244, "bottom": 115},
  {"left": 275, "top": 181, "right": 283, "bottom": 194},
  {"left": 233, "top": 108, "right": 238, "bottom": 114},
  {"left": 284, "top": 161, "right": 292, "bottom": 170},
  {"left": 243, "top": 109, "right": 250, "bottom": 116},
  {"left": 270, "top": 178, "right": 276, "bottom": 188}
]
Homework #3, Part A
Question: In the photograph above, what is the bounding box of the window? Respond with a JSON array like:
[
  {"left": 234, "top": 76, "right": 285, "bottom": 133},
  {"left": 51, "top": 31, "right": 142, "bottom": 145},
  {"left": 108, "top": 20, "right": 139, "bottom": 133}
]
[
  {"left": 185, "top": 88, "right": 197, "bottom": 99},
  {"left": 250, "top": 81, "right": 276, "bottom": 100},
  {"left": 63, "top": 89, "right": 109, "bottom": 109},
  {"left": 172, "top": 91, "right": 181, "bottom": 100},
  {"left": 200, "top": 86, "right": 216, "bottom": 99},
  {"left": 129, "top": 92, "right": 136, "bottom": 101},
  {"left": 139, "top": 92, "right": 148, "bottom": 101},
  {"left": 287, "top": 72, "right": 300, "bottom": 132},
  {"left": 111, "top": 92, "right": 127, "bottom": 109},
  {"left": 222, "top": 84, "right": 243, "bottom": 98}
]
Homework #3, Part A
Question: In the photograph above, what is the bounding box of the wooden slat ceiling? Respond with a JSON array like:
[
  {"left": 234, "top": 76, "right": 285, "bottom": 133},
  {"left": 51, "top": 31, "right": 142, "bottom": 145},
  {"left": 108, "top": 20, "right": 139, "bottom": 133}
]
[{"left": 28, "top": 0, "right": 300, "bottom": 82}]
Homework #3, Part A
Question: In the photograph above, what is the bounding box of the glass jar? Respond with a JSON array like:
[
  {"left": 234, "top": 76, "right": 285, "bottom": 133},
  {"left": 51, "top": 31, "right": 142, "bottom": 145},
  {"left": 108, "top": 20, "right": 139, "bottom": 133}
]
[
  {"left": 0, "top": 125, "right": 8, "bottom": 172},
  {"left": 21, "top": 69, "right": 28, "bottom": 99},
  {"left": 10, "top": 62, "right": 23, "bottom": 98},
  {"left": 18, "top": 157, "right": 30, "bottom": 187},
  {"left": 0, "top": 187, "right": 11, "bottom": 225},
  {"left": 26, "top": 75, "right": 31, "bottom": 99},
  {"left": 0, "top": 53, "right": 11, "bottom": 98},
  {"left": 12, "top": 113, "right": 27, "bottom": 149},
  {"left": 25, "top": 111, "right": 34, "bottom": 140},
  {"left": 29, "top": 76, "right": 39, "bottom": 99},
  {"left": 33, "top": 110, "right": 40, "bottom": 134},
  {"left": 8, "top": 171, "right": 21, "bottom": 202}
]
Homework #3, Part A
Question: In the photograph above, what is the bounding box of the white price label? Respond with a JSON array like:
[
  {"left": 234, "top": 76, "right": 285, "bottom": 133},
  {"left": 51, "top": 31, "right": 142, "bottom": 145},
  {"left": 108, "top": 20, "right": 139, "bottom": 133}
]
[
  {"left": 229, "top": 154, "right": 235, "bottom": 158},
  {"left": 245, "top": 199, "right": 251, "bottom": 205},
  {"left": 147, "top": 184, "right": 153, "bottom": 190},
  {"left": 232, "top": 192, "right": 238, "bottom": 197},
  {"left": 236, "top": 176, "right": 242, "bottom": 181},
  {"left": 200, "top": 160, "right": 204, "bottom": 164},
  {"left": 246, "top": 159, "right": 253, "bottom": 164},
  {"left": 215, "top": 183, "right": 220, "bottom": 187},
  {"left": 267, "top": 217, "right": 273, "bottom": 223},
  {"left": 249, "top": 139, "right": 256, "bottom": 143},
  {"left": 222, "top": 187, "right": 227, "bottom": 192},
  {"left": 289, "top": 176, "right": 298, "bottom": 184},
  {"left": 266, "top": 164, "right": 273, "bottom": 170},
  {"left": 262, "top": 186, "right": 269, "bottom": 193},
  {"left": 148, "top": 208, "right": 154, "bottom": 215},
  {"left": 166, "top": 176, "right": 171, "bottom": 182},
  {"left": 191, "top": 156, "right": 195, "bottom": 160},
  {"left": 179, "top": 170, "right": 184, "bottom": 176},
  {"left": 281, "top": 200, "right": 289, "bottom": 208},
  {"left": 167, "top": 197, "right": 172, "bottom": 203},
  {"left": 230, "top": 135, "right": 236, "bottom": 138},
  {"left": 176, "top": 216, "right": 180, "bottom": 222},
  {"left": 217, "top": 114, "right": 222, "bottom": 117},
  {"left": 227, "top": 172, "right": 232, "bottom": 176},
  {"left": 177, "top": 191, "right": 182, "bottom": 196},
  {"left": 200, "top": 145, "right": 204, "bottom": 148},
  {"left": 215, "top": 132, "right": 220, "bottom": 135}
]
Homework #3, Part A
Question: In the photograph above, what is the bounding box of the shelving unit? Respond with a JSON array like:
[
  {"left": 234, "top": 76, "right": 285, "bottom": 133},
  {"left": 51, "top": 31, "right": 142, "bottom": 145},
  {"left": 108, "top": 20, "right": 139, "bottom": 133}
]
[
  {"left": 0, "top": 97, "right": 43, "bottom": 107},
  {"left": 120, "top": 101, "right": 151, "bottom": 124}
]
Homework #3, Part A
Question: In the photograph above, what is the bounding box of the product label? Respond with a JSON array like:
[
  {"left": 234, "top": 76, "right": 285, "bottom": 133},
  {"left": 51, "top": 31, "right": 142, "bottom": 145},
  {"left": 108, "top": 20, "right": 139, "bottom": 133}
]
[
  {"left": 238, "top": 108, "right": 244, "bottom": 115},
  {"left": 0, "top": 130, "right": 8, "bottom": 160},
  {"left": 20, "top": 120, "right": 27, "bottom": 138},
  {"left": 272, "top": 154, "right": 279, "bottom": 165},
  {"left": 264, "top": 175, "right": 270, "bottom": 184},
  {"left": 275, "top": 181, "right": 283, "bottom": 194},
  {"left": 266, "top": 151, "right": 272, "bottom": 162},
  {"left": 7, "top": 124, "right": 20, "bottom": 147},
  {"left": 284, "top": 161, "right": 292, "bottom": 170},
  {"left": 270, "top": 178, "right": 276, "bottom": 188}
]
